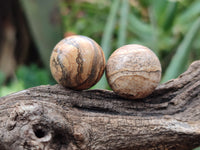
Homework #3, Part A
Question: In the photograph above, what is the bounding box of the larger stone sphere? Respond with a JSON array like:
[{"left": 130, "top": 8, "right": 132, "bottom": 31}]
[{"left": 50, "top": 35, "right": 106, "bottom": 90}]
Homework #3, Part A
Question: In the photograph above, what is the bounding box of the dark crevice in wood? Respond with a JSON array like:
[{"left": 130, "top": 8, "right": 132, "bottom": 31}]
[
  {"left": 33, "top": 125, "right": 47, "bottom": 138},
  {"left": 73, "top": 105, "right": 121, "bottom": 115}
]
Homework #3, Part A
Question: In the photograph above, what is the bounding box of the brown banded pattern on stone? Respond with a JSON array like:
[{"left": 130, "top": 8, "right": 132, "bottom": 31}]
[
  {"left": 106, "top": 44, "right": 162, "bottom": 99},
  {"left": 50, "top": 35, "right": 106, "bottom": 90}
]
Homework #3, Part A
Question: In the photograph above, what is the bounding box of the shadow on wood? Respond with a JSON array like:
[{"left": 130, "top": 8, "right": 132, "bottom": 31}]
[{"left": 0, "top": 61, "right": 200, "bottom": 150}]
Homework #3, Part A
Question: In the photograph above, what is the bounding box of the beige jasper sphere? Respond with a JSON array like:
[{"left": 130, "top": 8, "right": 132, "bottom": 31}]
[
  {"left": 106, "top": 44, "right": 162, "bottom": 99},
  {"left": 50, "top": 35, "right": 106, "bottom": 90}
]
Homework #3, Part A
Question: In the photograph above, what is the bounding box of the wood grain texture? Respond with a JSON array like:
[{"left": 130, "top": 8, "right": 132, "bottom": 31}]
[
  {"left": 50, "top": 35, "right": 105, "bottom": 90},
  {"left": 106, "top": 44, "right": 162, "bottom": 99},
  {"left": 0, "top": 61, "right": 200, "bottom": 150}
]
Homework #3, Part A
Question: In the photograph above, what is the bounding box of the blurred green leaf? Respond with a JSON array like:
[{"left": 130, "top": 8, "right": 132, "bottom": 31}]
[
  {"left": 162, "top": 17, "right": 200, "bottom": 83},
  {"left": 20, "top": 0, "right": 62, "bottom": 69},
  {"left": 128, "top": 13, "right": 152, "bottom": 39},
  {"left": 151, "top": 0, "right": 168, "bottom": 26},
  {"left": 117, "top": 0, "right": 129, "bottom": 47},
  {"left": 163, "top": 1, "right": 177, "bottom": 31}
]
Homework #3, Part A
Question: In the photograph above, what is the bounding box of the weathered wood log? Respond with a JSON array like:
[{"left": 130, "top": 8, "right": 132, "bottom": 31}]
[{"left": 0, "top": 61, "right": 200, "bottom": 150}]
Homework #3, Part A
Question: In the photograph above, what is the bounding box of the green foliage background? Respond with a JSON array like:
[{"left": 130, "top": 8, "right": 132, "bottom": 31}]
[
  {"left": 0, "top": 0, "right": 200, "bottom": 99},
  {"left": 0, "top": 65, "right": 55, "bottom": 97}
]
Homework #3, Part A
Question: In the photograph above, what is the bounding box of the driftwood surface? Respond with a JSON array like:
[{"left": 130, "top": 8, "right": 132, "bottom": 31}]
[{"left": 0, "top": 61, "right": 200, "bottom": 150}]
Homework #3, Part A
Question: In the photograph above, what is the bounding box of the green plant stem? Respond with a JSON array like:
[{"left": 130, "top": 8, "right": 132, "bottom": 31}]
[
  {"left": 163, "top": 2, "right": 177, "bottom": 31},
  {"left": 94, "top": 0, "right": 120, "bottom": 89},
  {"left": 117, "top": 0, "right": 129, "bottom": 47},
  {"left": 101, "top": 0, "right": 120, "bottom": 60}
]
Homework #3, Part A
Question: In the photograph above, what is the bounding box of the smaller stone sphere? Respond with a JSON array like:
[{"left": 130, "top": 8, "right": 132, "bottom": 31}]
[
  {"left": 50, "top": 35, "right": 106, "bottom": 90},
  {"left": 106, "top": 44, "right": 162, "bottom": 99}
]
